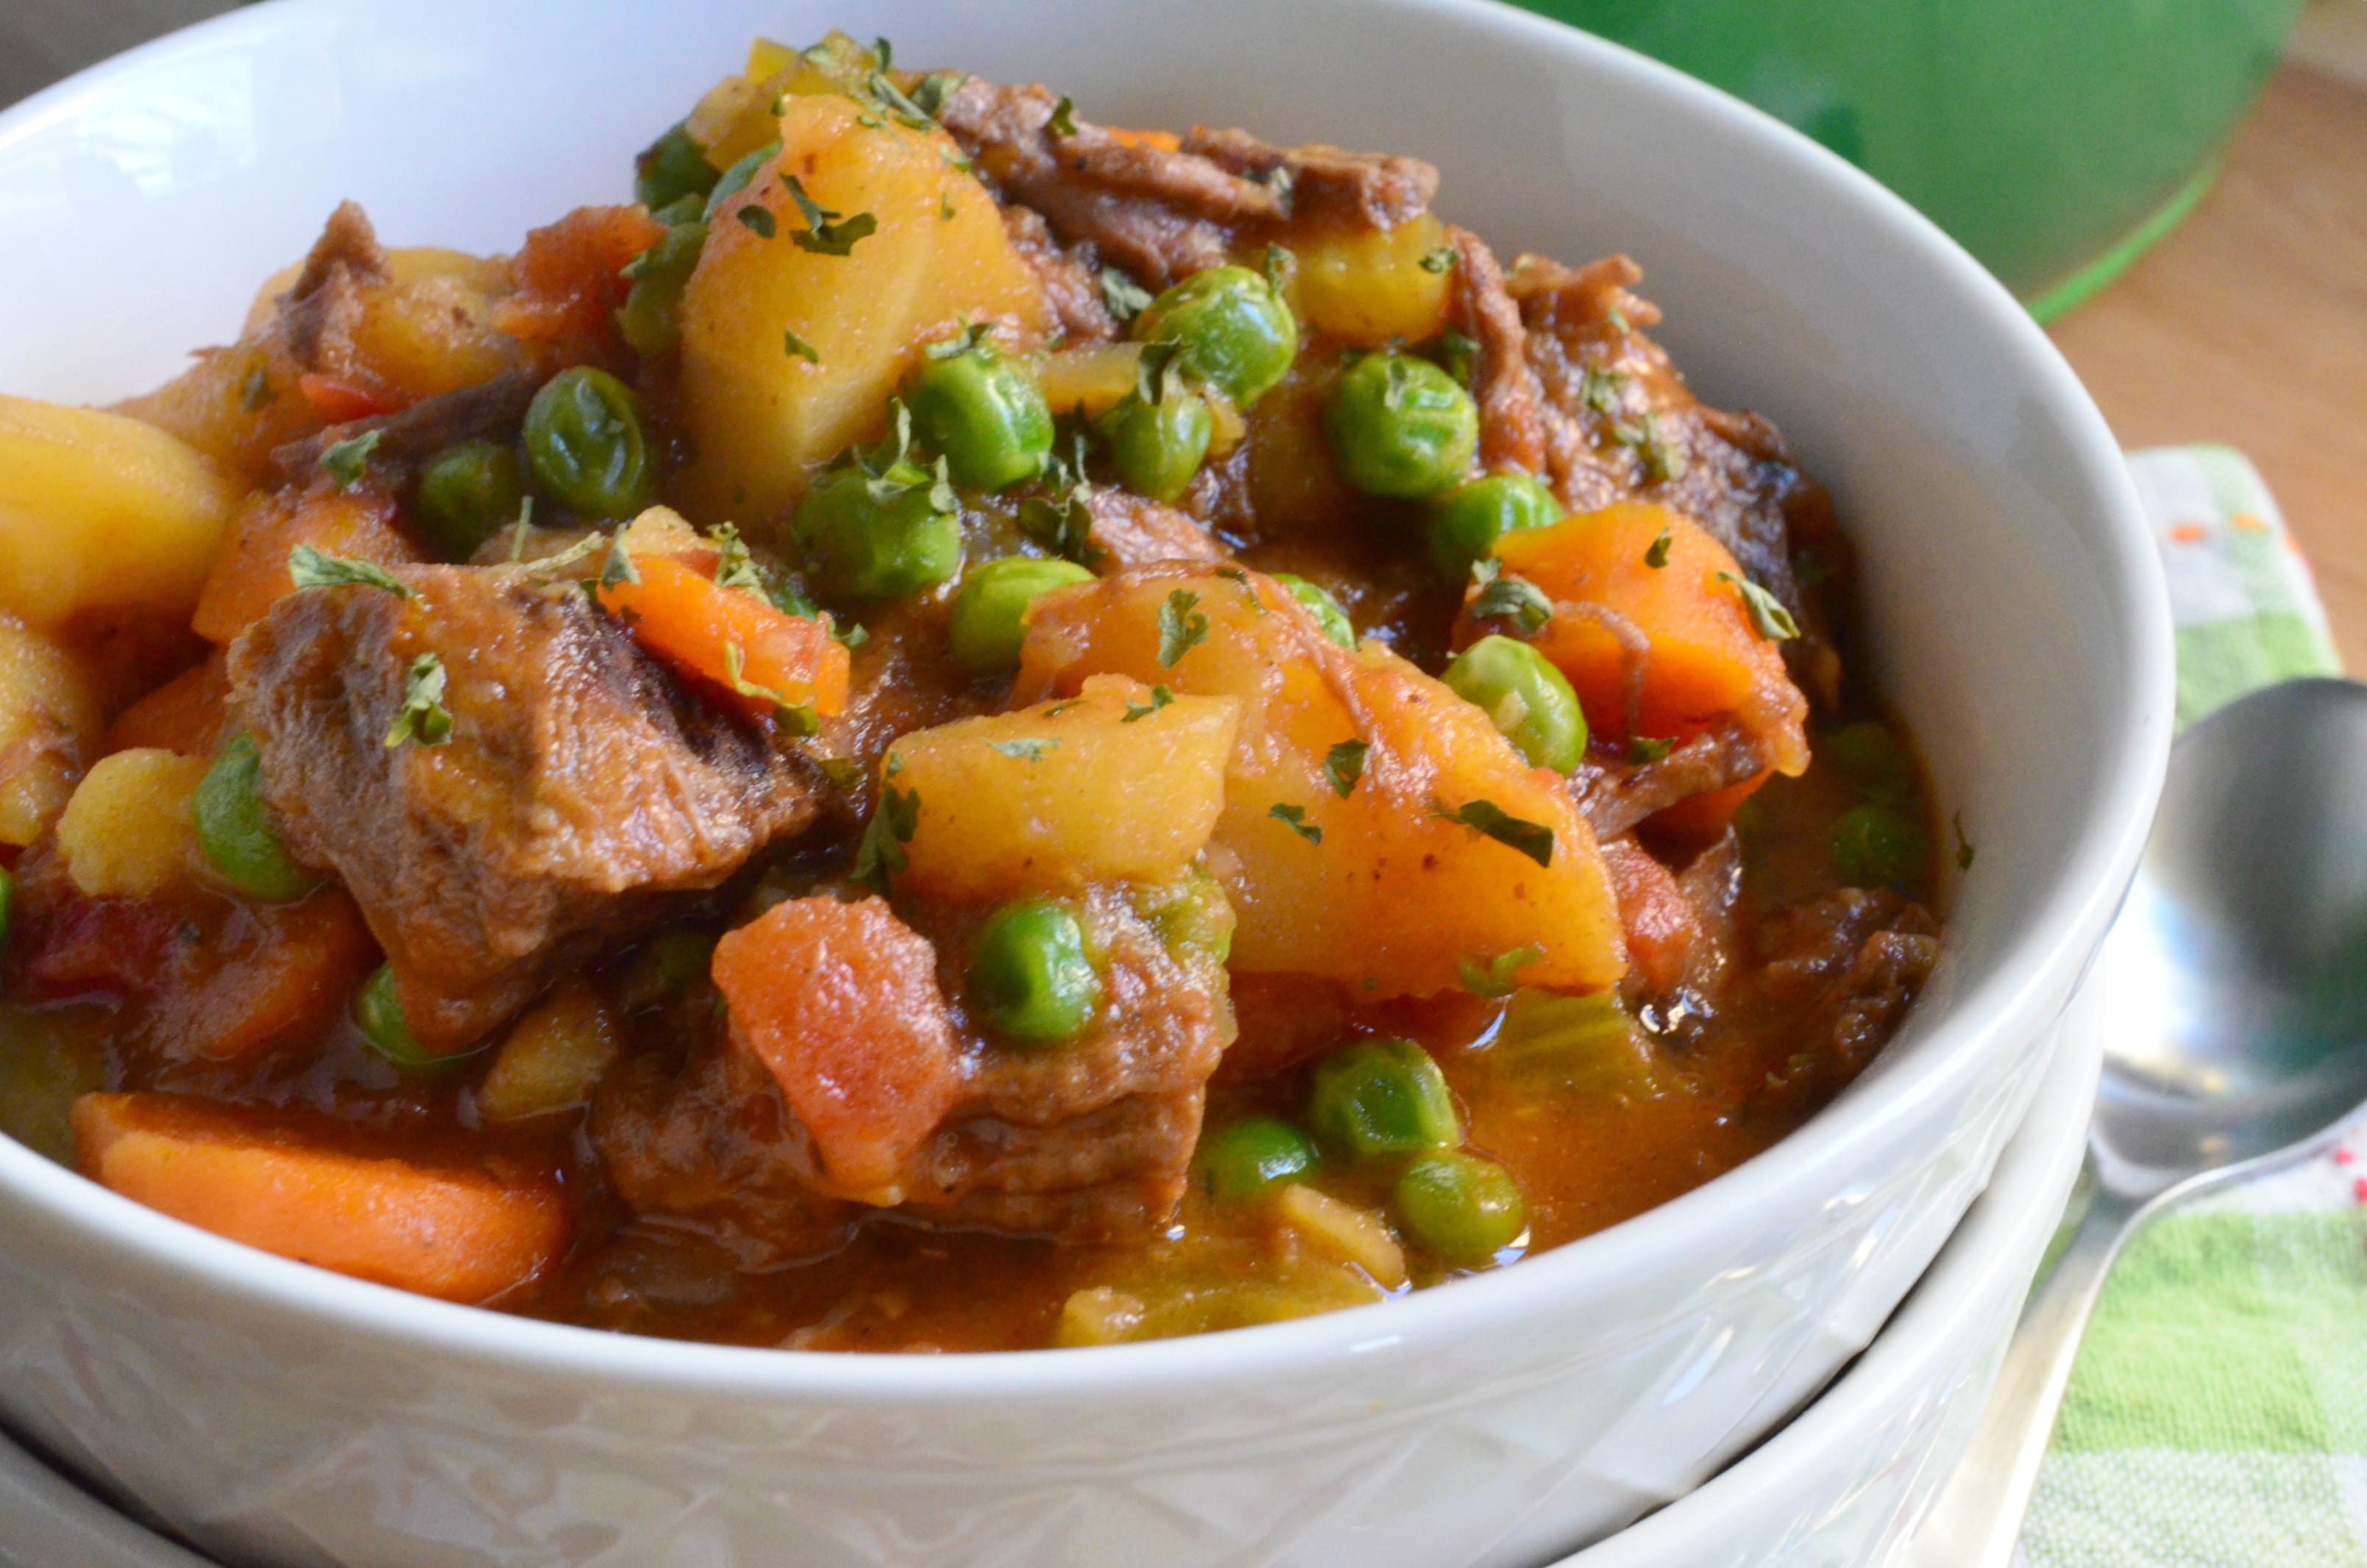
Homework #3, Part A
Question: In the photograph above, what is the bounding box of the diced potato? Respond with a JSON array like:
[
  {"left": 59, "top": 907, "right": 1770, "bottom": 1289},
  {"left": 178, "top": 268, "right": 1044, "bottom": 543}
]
[
  {"left": 478, "top": 979, "right": 622, "bottom": 1122},
  {"left": 346, "top": 270, "right": 519, "bottom": 403},
  {"left": 889, "top": 675, "right": 1241, "bottom": 901},
  {"left": 191, "top": 486, "right": 416, "bottom": 645},
  {"left": 1273, "top": 1185, "right": 1408, "bottom": 1288},
  {"left": 1018, "top": 567, "right": 1625, "bottom": 997},
  {"left": 55, "top": 748, "right": 207, "bottom": 898},
  {"left": 1283, "top": 211, "right": 1454, "bottom": 347},
  {"left": 0, "top": 614, "right": 104, "bottom": 846},
  {"left": 1037, "top": 343, "right": 1144, "bottom": 421},
  {"left": 0, "top": 397, "right": 242, "bottom": 632},
  {"left": 1055, "top": 1285, "right": 1149, "bottom": 1348},
  {"left": 675, "top": 93, "right": 1054, "bottom": 522}
]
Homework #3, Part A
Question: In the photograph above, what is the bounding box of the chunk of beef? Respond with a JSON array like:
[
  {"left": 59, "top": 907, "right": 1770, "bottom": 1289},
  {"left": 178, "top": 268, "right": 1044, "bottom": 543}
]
[
  {"left": 227, "top": 564, "right": 826, "bottom": 1050},
  {"left": 268, "top": 366, "right": 539, "bottom": 487},
  {"left": 1085, "top": 487, "right": 1229, "bottom": 567},
  {"left": 1747, "top": 888, "right": 1940, "bottom": 1111},
  {"left": 1569, "top": 723, "right": 1771, "bottom": 840},
  {"left": 1446, "top": 227, "right": 1547, "bottom": 475},
  {"left": 600, "top": 888, "right": 1234, "bottom": 1244},
  {"left": 1178, "top": 126, "right": 1438, "bottom": 229},
  {"left": 278, "top": 201, "right": 391, "bottom": 375},
  {"left": 1001, "top": 203, "right": 1120, "bottom": 342}
]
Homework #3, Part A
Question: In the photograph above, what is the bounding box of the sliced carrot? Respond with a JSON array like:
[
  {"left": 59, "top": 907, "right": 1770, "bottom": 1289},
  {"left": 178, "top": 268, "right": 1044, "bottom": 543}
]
[
  {"left": 192, "top": 486, "right": 419, "bottom": 645},
  {"left": 151, "top": 890, "right": 378, "bottom": 1062},
  {"left": 295, "top": 375, "right": 390, "bottom": 424},
  {"left": 710, "top": 896, "right": 965, "bottom": 1202},
  {"left": 492, "top": 205, "right": 667, "bottom": 344},
  {"left": 596, "top": 553, "right": 850, "bottom": 721},
  {"left": 104, "top": 655, "right": 230, "bottom": 756},
  {"left": 74, "top": 1092, "right": 569, "bottom": 1303},
  {"left": 1101, "top": 127, "right": 1182, "bottom": 152},
  {"left": 1480, "top": 502, "right": 1809, "bottom": 776}
]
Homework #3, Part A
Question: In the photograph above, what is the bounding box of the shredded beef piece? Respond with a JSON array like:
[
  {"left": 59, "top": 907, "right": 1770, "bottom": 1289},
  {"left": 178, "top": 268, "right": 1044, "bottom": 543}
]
[
  {"left": 1569, "top": 723, "right": 1770, "bottom": 840},
  {"left": 1749, "top": 888, "right": 1941, "bottom": 1107},
  {"left": 227, "top": 564, "right": 826, "bottom": 1051},
  {"left": 1085, "top": 488, "right": 1229, "bottom": 567},
  {"left": 278, "top": 201, "right": 391, "bottom": 373},
  {"left": 1001, "top": 203, "right": 1119, "bottom": 341},
  {"left": 268, "top": 366, "right": 539, "bottom": 486},
  {"left": 1179, "top": 126, "right": 1438, "bottom": 229},
  {"left": 1447, "top": 227, "right": 1547, "bottom": 475}
]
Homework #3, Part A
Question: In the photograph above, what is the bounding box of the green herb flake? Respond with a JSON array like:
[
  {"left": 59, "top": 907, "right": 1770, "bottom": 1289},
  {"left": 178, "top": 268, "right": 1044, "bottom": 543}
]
[
  {"left": 1605, "top": 304, "right": 1631, "bottom": 335},
  {"left": 1717, "top": 571, "right": 1801, "bottom": 641},
  {"left": 1255, "top": 163, "right": 1295, "bottom": 213},
  {"left": 1269, "top": 802, "right": 1321, "bottom": 845},
  {"left": 1121, "top": 685, "right": 1174, "bottom": 723},
  {"left": 1018, "top": 488, "right": 1096, "bottom": 564},
  {"left": 721, "top": 642, "right": 811, "bottom": 733},
  {"left": 910, "top": 71, "right": 967, "bottom": 118},
  {"left": 782, "top": 327, "right": 820, "bottom": 363},
  {"left": 940, "top": 191, "right": 957, "bottom": 221},
  {"left": 1419, "top": 246, "right": 1458, "bottom": 274},
  {"left": 1157, "top": 589, "right": 1209, "bottom": 667},
  {"left": 1215, "top": 564, "right": 1265, "bottom": 614},
  {"left": 924, "top": 321, "right": 991, "bottom": 361},
  {"left": 866, "top": 72, "right": 937, "bottom": 132},
  {"left": 384, "top": 653, "right": 453, "bottom": 749},
  {"left": 1469, "top": 559, "right": 1552, "bottom": 636},
  {"left": 986, "top": 737, "right": 1057, "bottom": 761},
  {"left": 1323, "top": 738, "right": 1369, "bottom": 798},
  {"left": 288, "top": 543, "right": 414, "bottom": 598},
  {"left": 1637, "top": 411, "right": 1688, "bottom": 483},
  {"left": 780, "top": 174, "right": 877, "bottom": 255},
  {"left": 1580, "top": 366, "right": 1627, "bottom": 417},
  {"left": 1047, "top": 95, "right": 1080, "bottom": 138},
  {"left": 852, "top": 784, "right": 921, "bottom": 884},
  {"left": 1953, "top": 812, "right": 1976, "bottom": 871},
  {"left": 735, "top": 204, "right": 777, "bottom": 238},
  {"left": 240, "top": 366, "right": 275, "bottom": 411},
  {"left": 1433, "top": 798, "right": 1555, "bottom": 867},
  {"left": 1100, "top": 266, "right": 1154, "bottom": 323},
  {"left": 1456, "top": 944, "right": 1544, "bottom": 999},
  {"left": 1644, "top": 528, "right": 1673, "bottom": 570},
  {"left": 598, "top": 534, "right": 641, "bottom": 591},
  {"left": 817, "top": 756, "right": 864, "bottom": 792},
  {"left": 320, "top": 429, "right": 383, "bottom": 492},
  {"left": 1433, "top": 328, "right": 1478, "bottom": 389},
  {"left": 1626, "top": 736, "right": 1675, "bottom": 765},
  {"left": 708, "top": 523, "right": 765, "bottom": 595},
  {"left": 1263, "top": 243, "right": 1297, "bottom": 294}
]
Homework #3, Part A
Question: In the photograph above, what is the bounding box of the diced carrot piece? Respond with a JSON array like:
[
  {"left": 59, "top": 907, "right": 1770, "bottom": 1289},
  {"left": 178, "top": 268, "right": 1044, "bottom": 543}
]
[
  {"left": 104, "top": 655, "right": 230, "bottom": 756},
  {"left": 1646, "top": 769, "right": 1770, "bottom": 842},
  {"left": 1483, "top": 502, "right": 1809, "bottom": 776},
  {"left": 295, "top": 375, "right": 391, "bottom": 424},
  {"left": 1102, "top": 127, "right": 1182, "bottom": 152},
  {"left": 74, "top": 1092, "right": 568, "bottom": 1303},
  {"left": 492, "top": 205, "right": 667, "bottom": 344},
  {"left": 710, "top": 896, "right": 965, "bottom": 1203},
  {"left": 192, "top": 486, "right": 418, "bottom": 645},
  {"left": 150, "top": 890, "right": 377, "bottom": 1062},
  {"left": 596, "top": 553, "right": 850, "bottom": 720},
  {"left": 1599, "top": 837, "right": 1702, "bottom": 994}
]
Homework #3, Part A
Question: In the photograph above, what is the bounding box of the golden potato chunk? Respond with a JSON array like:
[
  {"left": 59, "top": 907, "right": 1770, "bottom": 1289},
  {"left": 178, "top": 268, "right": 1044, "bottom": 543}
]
[
  {"left": 1283, "top": 211, "right": 1454, "bottom": 347},
  {"left": 675, "top": 93, "right": 1053, "bottom": 522},
  {"left": 0, "top": 615, "right": 104, "bottom": 847},
  {"left": 1018, "top": 567, "right": 1625, "bottom": 997},
  {"left": 0, "top": 397, "right": 241, "bottom": 631},
  {"left": 56, "top": 748, "right": 207, "bottom": 898},
  {"left": 887, "top": 675, "right": 1241, "bottom": 901}
]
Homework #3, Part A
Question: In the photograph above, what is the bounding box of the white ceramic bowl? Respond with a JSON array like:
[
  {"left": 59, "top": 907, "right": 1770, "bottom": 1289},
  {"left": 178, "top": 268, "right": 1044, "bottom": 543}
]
[{"left": 0, "top": 2, "right": 2172, "bottom": 1565}]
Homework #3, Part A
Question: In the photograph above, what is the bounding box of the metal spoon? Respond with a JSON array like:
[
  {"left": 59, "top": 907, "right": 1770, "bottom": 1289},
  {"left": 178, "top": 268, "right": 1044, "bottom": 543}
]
[{"left": 1912, "top": 676, "right": 2367, "bottom": 1566}]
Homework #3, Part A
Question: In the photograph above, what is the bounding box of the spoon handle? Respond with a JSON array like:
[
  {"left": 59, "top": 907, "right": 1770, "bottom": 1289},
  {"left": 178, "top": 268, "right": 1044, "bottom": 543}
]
[{"left": 1901, "top": 1157, "right": 2143, "bottom": 1567}]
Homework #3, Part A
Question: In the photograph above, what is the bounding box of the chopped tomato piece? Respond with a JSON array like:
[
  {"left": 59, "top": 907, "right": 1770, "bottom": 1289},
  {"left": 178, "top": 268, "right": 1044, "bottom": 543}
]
[
  {"left": 294, "top": 375, "right": 391, "bottom": 423},
  {"left": 492, "top": 205, "right": 667, "bottom": 344}
]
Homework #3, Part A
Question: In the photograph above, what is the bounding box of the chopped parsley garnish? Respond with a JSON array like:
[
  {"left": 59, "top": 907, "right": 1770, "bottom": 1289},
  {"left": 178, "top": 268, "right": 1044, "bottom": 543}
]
[
  {"left": 1636, "top": 411, "right": 1688, "bottom": 483},
  {"left": 1100, "top": 266, "right": 1154, "bottom": 324},
  {"left": 240, "top": 366, "right": 275, "bottom": 411},
  {"left": 722, "top": 644, "right": 814, "bottom": 734},
  {"left": 1157, "top": 589, "right": 1209, "bottom": 667},
  {"left": 782, "top": 327, "right": 820, "bottom": 363},
  {"left": 1456, "top": 945, "right": 1544, "bottom": 999},
  {"left": 940, "top": 191, "right": 957, "bottom": 221},
  {"left": 781, "top": 174, "right": 878, "bottom": 255},
  {"left": 817, "top": 756, "right": 864, "bottom": 792},
  {"left": 1954, "top": 812, "right": 1977, "bottom": 871},
  {"left": 598, "top": 534, "right": 640, "bottom": 590},
  {"left": 320, "top": 429, "right": 382, "bottom": 492},
  {"left": 925, "top": 321, "right": 991, "bottom": 361},
  {"left": 909, "top": 71, "right": 967, "bottom": 118},
  {"left": 866, "top": 72, "right": 937, "bottom": 132},
  {"left": 708, "top": 523, "right": 764, "bottom": 595},
  {"left": 1580, "top": 366, "right": 1627, "bottom": 416},
  {"left": 1605, "top": 303, "right": 1631, "bottom": 334},
  {"left": 1254, "top": 163, "right": 1295, "bottom": 212},
  {"left": 1263, "top": 244, "right": 1297, "bottom": 294},
  {"left": 1018, "top": 488, "right": 1096, "bottom": 564},
  {"left": 852, "top": 784, "right": 921, "bottom": 884},
  {"left": 1121, "top": 685, "right": 1174, "bottom": 723},
  {"left": 1717, "top": 571, "right": 1800, "bottom": 641},
  {"left": 1433, "top": 329, "right": 1478, "bottom": 389},
  {"left": 1135, "top": 338, "right": 1188, "bottom": 405},
  {"left": 384, "top": 653, "right": 453, "bottom": 749},
  {"left": 1469, "top": 559, "right": 1552, "bottom": 636},
  {"left": 1626, "top": 735, "right": 1675, "bottom": 765},
  {"left": 1644, "top": 527, "right": 1673, "bottom": 570},
  {"left": 1419, "top": 246, "right": 1458, "bottom": 274},
  {"left": 288, "top": 544, "right": 413, "bottom": 598},
  {"left": 1047, "top": 96, "right": 1080, "bottom": 137},
  {"left": 1323, "top": 739, "right": 1369, "bottom": 798},
  {"left": 1215, "top": 564, "right": 1265, "bottom": 613},
  {"left": 1433, "top": 798, "right": 1554, "bottom": 867},
  {"left": 986, "top": 737, "right": 1057, "bottom": 761},
  {"left": 735, "top": 204, "right": 776, "bottom": 238},
  {"left": 871, "top": 36, "right": 893, "bottom": 69},
  {"left": 1269, "top": 802, "right": 1321, "bottom": 845}
]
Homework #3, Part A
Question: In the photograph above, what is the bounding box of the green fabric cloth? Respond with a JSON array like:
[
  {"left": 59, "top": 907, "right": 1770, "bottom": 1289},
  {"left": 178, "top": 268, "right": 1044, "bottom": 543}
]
[{"left": 2020, "top": 447, "right": 2357, "bottom": 1566}]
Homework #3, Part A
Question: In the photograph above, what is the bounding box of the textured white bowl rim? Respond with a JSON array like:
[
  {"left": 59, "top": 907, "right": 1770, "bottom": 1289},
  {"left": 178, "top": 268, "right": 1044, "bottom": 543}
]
[{"left": 0, "top": 0, "right": 2172, "bottom": 1405}]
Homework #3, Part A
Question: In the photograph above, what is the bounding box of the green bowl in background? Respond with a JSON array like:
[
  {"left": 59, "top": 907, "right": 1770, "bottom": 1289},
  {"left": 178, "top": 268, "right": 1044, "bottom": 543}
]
[{"left": 1515, "top": 0, "right": 2304, "bottom": 316}]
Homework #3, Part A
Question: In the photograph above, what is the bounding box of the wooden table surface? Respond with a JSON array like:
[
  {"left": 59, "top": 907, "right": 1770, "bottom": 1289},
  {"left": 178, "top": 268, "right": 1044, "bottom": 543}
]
[{"left": 2051, "top": 63, "right": 2367, "bottom": 671}]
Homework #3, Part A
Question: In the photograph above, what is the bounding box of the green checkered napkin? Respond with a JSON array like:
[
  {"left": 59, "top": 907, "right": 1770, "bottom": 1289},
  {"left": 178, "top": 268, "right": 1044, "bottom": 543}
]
[{"left": 2018, "top": 447, "right": 2357, "bottom": 1567}]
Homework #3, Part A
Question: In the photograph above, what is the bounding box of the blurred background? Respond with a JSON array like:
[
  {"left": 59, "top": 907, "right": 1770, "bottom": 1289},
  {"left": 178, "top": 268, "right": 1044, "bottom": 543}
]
[{"left": 4, "top": 0, "right": 2363, "bottom": 659}]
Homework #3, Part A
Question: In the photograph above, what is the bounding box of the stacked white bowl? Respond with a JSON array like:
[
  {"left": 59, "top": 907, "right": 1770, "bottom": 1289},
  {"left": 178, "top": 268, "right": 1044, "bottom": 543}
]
[{"left": 0, "top": 1, "right": 2170, "bottom": 1564}]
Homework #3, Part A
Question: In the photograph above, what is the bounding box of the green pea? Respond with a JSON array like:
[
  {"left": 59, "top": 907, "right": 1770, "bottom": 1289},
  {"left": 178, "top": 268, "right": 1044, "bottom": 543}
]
[
  {"left": 968, "top": 897, "right": 1101, "bottom": 1045},
  {"left": 614, "top": 928, "right": 717, "bottom": 1013},
  {"left": 903, "top": 344, "right": 1054, "bottom": 492},
  {"left": 1132, "top": 265, "right": 1299, "bottom": 408},
  {"left": 1096, "top": 389, "right": 1213, "bottom": 503},
  {"left": 1393, "top": 1150, "right": 1528, "bottom": 1266},
  {"left": 1195, "top": 1116, "right": 1320, "bottom": 1206},
  {"left": 701, "top": 141, "right": 781, "bottom": 221},
  {"left": 616, "top": 221, "right": 707, "bottom": 359},
  {"left": 790, "top": 466, "right": 964, "bottom": 602},
  {"left": 634, "top": 122, "right": 720, "bottom": 212},
  {"left": 1306, "top": 1037, "right": 1460, "bottom": 1158},
  {"left": 946, "top": 557, "right": 1095, "bottom": 674},
  {"left": 1270, "top": 573, "right": 1355, "bottom": 650},
  {"left": 1830, "top": 803, "right": 1931, "bottom": 890},
  {"left": 191, "top": 734, "right": 316, "bottom": 901},
  {"left": 414, "top": 441, "right": 525, "bottom": 560},
  {"left": 1427, "top": 472, "right": 1561, "bottom": 577},
  {"left": 352, "top": 964, "right": 458, "bottom": 1070},
  {"left": 1325, "top": 351, "right": 1479, "bottom": 500},
  {"left": 523, "top": 368, "right": 656, "bottom": 519},
  {"left": 1823, "top": 720, "right": 1914, "bottom": 802},
  {"left": 1442, "top": 634, "right": 1587, "bottom": 773}
]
